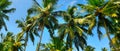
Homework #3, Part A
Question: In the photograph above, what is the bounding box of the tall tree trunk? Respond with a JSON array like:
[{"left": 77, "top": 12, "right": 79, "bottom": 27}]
[{"left": 36, "top": 27, "right": 44, "bottom": 51}]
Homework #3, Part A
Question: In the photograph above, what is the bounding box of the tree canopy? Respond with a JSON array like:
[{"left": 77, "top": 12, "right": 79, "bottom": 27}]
[{"left": 0, "top": 0, "right": 120, "bottom": 51}]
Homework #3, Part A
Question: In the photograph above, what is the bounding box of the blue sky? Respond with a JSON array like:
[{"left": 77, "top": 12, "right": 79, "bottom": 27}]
[{"left": 1, "top": 0, "right": 110, "bottom": 51}]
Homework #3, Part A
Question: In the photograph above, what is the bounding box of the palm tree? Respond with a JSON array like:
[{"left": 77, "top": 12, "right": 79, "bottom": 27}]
[
  {"left": 0, "top": 0, "right": 15, "bottom": 31},
  {"left": 15, "top": 0, "right": 120, "bottom": 51},
  {"left": 16, "top": 0, "right": 59, "bottom": 51},
  {"left": 53, "top": 6, "right": 91, "bottom": 51},
  {"left": 0, "top": 32, "right": 24, "bottom": 51},
  {"left": 110, "top": 1, "right": 120, "bottom": 50},
  {"left": 77, "top": 0, "right": 120, "bottom": 50}
]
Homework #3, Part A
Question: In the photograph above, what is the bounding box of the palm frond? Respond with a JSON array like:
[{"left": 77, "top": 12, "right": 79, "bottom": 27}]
[
  {"left": 84, "top": 45, "right": 95, "bottom": 51},
  {"left": 42, "top": 0, "right": 58, "bottom": 8},
  {"left": 97, "top": 25, "right": 103, "bottom": 40},
  {"left": 29, "top": 31, "right": 35, "bottom": 45},
  {"left": 77, "top": 4, "right": 96, "bottom": 13},
  {"left": 75, "top": 26, "right": 83, "bottom": 36},
  {"left": 87, "top": 18, "right": 96, "bottom": 34},
  {"left": 2, "top": 8, "right": 15, "bottom": 13},
  {"left": 67, "top": 6, "right": 77, "bottom": 17},
  {"left": 86, "top": 0, "right": 105, "bottom": 7},
  {"left": 0, "top": 0, "right": 11, "bottom": 10}
]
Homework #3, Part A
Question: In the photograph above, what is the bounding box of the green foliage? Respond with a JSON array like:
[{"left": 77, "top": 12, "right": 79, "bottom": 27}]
[
  {"left": 16, "top": 0, "right": 59, "bottom": 51},
  {"left": 87, "top": 0, "right": 105, "bottom": 7},
  {"left": 0, "top": 32, "right": 24, "bottom": 51},
  {"left": 42, "top": 37, "right": 66, "bottom": 51},
  {"left": 1, "top": 0, "right": 120, "bottom": 51},
  {"left": 102, "top": 47, "right": 107, "bottom": 51},
  {"left": 0, "top": 0, "right": 15, "bottom": 31},
  {"left": 84, "top": 45, "right": 95, "bottom": 51}
]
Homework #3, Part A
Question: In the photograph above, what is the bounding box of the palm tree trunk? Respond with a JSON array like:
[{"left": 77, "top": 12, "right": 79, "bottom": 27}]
[{"left": 36, "top": 27, "right": 44, "bottom": 51}]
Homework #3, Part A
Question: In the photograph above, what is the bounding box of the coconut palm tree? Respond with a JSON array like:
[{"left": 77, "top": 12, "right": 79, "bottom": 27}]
[
  {"left": 53, "top": 6, "right": 91, "bottom": 51},
  {"left": 0, "top": 0, "right": 15, "bottom": 31},
  {"left": 77, "top": 0, "right": 120, "bottom": 50},
  {"left": 16, "top": 0, "right": 59, "bottom": 51},
  {"left": 110, "top": 1, "right": 120, "bottom": 50},
  {"left": 0, "top": 32, "right": 24, "bottom": 51}
]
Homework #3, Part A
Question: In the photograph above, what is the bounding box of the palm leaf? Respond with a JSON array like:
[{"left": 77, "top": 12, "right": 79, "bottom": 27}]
[
  {"left": 27, "top": 7, "right": 38, "bottom": 15},
  {"left": 67, "top": 6, "right": 77, "bottom": 17},
  {"left": 58, "top": 24, "right": 67, "bottom": 39},
  {"left": 102, "top": 47, "right": 108, "bottom": 51},
  {"left": 87, "top": 18, "right": 96, "bottom": 34},
  {"left": 75, "top": 26, "right": 83, "bottom": 36},
  {"left": 0, "top": 17, "right": 7, "bottom": 31},
  {"left": 0, "top": 0, "right": 15, "bottom": 31},
  {"left": 16, "top": 20, "right": 25, "bottom": 28},
  {"left": 29, "top": 31, "right": 35, "bottom": 45},
  {"left": 97, "top": 25, "right": 103, "bottom": 40},
  {"left": 2, "top": 8, "right": 15, "bottom": 13},
  {"left": 0, "top": 0, "right": 11, "bottom": 10},
  {"left": 87, "top": 0, "right": 105, "bottom": 7},
  {"left": 69, "top": 27, "right": 74, "bottom": 39},
  {"left": 42, "top": 0, "right": 58, "bottom": 8},
  {"left": 33, "top": 28, "right": 40, "bottom": 36},
  {"left": 77, "top": 4, "right": 96, "bottom": 13}
]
